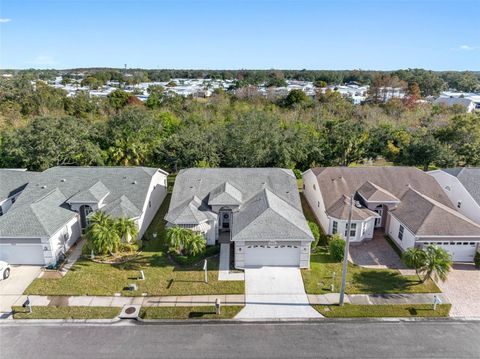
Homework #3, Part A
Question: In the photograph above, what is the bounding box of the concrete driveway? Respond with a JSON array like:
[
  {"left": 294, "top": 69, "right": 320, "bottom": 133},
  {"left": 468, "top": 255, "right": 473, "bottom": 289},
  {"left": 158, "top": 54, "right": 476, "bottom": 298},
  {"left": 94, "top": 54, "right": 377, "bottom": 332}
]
[
  {"left": 437, "top": 263, "right": 480, "bottom": 318},
  {"left": 0, "top": 265, "right": 41, "bottom": 315},
  {"left": 235, "top": 267, "right": 322, "bottom": 319}
]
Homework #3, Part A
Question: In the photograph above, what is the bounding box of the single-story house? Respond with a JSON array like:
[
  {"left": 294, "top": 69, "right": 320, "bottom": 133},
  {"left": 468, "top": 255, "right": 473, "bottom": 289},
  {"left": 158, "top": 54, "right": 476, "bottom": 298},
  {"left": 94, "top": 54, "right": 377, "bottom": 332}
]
[
  {"left": 0, "top": 166, "right": 168, "bottom": 266},
  {"left": 303, "top": 167, "right": 480, "bottom": 262},
  {"left": 434, "top": 97, "right": 477, "bottom": 113},
  {"left": 0, "top": 169, "right": 39, "bottom": 216},
  {"left": 429, "top": 168, "right": 480, "bottom": 224},
  {"left": 165, "top": 168, "right": 314, "bottom": 268}
]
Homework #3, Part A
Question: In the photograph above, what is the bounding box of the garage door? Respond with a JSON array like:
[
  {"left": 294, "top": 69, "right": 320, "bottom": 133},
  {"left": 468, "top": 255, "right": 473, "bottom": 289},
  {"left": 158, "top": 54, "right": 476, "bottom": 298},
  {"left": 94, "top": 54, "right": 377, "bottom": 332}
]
[
  {"left": 0, "top": 244, "right": 45, "bottom": 265},
  {"left": 244, "top": 244, "right": 300, "bottom": 267},
  {"left": 428, "top": 242, "right": 477, "bottom": 262}
]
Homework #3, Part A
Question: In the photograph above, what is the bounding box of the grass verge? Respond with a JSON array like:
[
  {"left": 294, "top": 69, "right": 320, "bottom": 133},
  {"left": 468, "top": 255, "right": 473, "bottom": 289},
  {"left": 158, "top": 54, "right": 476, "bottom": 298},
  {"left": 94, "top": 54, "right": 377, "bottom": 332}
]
[
  {"left": 314, "top": 304, "right": 451, "bottom": 318},
  {"left": 140, "top": 306, "right": 243, "bottom": 319},
  {"left": 302, "top": 248, "right": 440, "bottom": 295},
  {"left": 12, "top": 306, "right": 120, "bottom": 319}
]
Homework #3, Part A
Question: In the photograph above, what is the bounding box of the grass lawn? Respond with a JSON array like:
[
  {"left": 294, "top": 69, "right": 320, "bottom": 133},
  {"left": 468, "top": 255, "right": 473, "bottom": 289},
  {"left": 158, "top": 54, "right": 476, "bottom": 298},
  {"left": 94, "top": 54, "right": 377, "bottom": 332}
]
[
  {"left": 140, "top": 306, "right": 243, "bottom": 319},
  {"left": 12, "top": 306, "right": 120, "bottom": 319},
  {"left": 302, "top": 248, "right": 440, "bottom": 295},
  {"left": 314, "top": 304, "right": 451, "bottom": 318},
  {"left": 25, "top": 192, "right": 244, "bottom": 297}
]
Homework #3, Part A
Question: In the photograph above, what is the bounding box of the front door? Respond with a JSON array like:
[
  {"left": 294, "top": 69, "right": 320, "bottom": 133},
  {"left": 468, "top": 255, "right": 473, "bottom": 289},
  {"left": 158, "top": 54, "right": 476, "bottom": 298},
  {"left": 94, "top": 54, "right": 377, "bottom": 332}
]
[
  {"left": 221, "top": 212, "right": 231, "bottom": 229},
  {"left": 374, "top": 206, "right": 383, "bottom": 228}
]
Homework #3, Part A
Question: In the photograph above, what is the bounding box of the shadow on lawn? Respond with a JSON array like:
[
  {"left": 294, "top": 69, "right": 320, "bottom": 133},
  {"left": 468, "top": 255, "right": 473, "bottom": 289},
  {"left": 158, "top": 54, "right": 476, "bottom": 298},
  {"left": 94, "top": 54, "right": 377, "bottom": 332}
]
[{"left": 352, "top": 270, "right": 420, "bottom": 293}]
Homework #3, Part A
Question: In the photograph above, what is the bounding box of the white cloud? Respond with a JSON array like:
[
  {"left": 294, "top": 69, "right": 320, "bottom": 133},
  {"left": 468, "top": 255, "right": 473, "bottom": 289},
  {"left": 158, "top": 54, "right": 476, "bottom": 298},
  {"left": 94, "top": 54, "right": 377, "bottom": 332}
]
[
  {"left": 0, "top": 18, "right": 11, "bottom": 23},
  {"left": 458, "top": 45, "right": 475, "bottom": 51},
  {"left": 26, "top": 55, "right": 57, "bottom": 66}
]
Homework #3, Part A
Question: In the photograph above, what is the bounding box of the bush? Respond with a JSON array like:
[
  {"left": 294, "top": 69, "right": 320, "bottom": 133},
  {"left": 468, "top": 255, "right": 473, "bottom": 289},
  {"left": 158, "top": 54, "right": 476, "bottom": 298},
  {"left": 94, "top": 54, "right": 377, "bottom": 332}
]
[
  {"left": 308, "top": 221, "right": 320, "bottom": 248},
  {"left": 170, "top": 245, "right": 220, "bottom": 266},
  {"left": 319, "top": 233, "right": 331, "bottom": 247},
  {"left": 475, "top": 251, "right": 480, "bottom": 269},
  {"left": 329, "top": 236, "right": 346, "bottom": 262},
  {"left": 293, "top": 168, "right": 302, "bottom": 179},
  {"left": 118, "top": 242, "right": 139, "bottom": 253}
]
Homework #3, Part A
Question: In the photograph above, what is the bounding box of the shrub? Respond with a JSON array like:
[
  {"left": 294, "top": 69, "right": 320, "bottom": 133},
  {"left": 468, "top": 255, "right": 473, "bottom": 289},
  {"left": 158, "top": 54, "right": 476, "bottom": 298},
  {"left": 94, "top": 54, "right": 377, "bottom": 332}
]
[
  {"left": 475, "top": 251, "right": 480, "bottom": 269},
  {"left": 329, "top": 236, "right": 346, "bottom": 262},
  {"left": 308, "top": 221, "right": 320, "bottom": 248},
  {"left": 293, "top": 168, "right": 302, "bottom": 179}
]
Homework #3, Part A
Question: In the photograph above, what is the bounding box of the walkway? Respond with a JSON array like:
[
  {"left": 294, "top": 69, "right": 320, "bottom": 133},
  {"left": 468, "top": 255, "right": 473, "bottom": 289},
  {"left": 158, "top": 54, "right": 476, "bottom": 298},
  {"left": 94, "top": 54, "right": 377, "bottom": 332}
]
[
  {"left": 11, "top": 294, "right": 245, "bottom": 308},
  {"left": 218, "top": 243, "right": 244, "bottom": 281},
  {"left": 308, "top": 293, "right": 449, "bottom": 305},
  {"left": 235, "top": 267, "right": 322, "bottom": 319}
]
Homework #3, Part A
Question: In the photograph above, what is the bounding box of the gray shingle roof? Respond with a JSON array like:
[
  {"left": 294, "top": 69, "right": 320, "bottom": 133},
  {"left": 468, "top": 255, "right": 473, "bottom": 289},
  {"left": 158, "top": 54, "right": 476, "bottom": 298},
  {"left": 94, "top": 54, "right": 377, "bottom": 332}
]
[
  {"left": 167, "top": 168, "right": 312, "bottom": 242},
  {"left": 0, "top": 169, "right": 39, "bottom": 200},
  {"left": 0, "top": 166, "right": 165, "bottom": 238},
  {"left": 442, "top": 167, "right": 480, "bottom": 206},
  {"left": 390, "top": 187, "right": 480, "bottom": 236},
  {"left": 232, "top": 188, "right": 313, "bottom": 241},
  {"left": 68, "top": 181, "right": 110, "bottom": 203}
]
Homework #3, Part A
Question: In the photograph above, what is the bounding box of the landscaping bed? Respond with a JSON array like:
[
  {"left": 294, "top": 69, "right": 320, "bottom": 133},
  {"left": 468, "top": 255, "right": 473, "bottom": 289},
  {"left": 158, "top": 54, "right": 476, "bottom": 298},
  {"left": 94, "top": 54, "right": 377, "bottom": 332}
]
[
  {"left": 314, "top": 303, "right": 451, "bottom": 318},
  {"left": 302, "top": 248, "right": 441, "bottom": 295},
  {"left": 12, "top": 306, "right": 120, "bottom": 319},
  {"left": 140, "top": 306, "right": 243, "bottom": 319}
]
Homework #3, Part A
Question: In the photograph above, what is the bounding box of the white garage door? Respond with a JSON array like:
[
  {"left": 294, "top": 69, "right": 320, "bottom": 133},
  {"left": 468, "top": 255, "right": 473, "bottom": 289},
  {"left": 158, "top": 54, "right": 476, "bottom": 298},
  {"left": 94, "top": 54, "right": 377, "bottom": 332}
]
[
  {"left": 245, "top": 244, "right": 300, "bottom": 267},
  {"left": 428, "top": 242, "right": 477, "bottom": 262},
  {"left": 0, "top": 244, "right": 45, "bottom": 265}
]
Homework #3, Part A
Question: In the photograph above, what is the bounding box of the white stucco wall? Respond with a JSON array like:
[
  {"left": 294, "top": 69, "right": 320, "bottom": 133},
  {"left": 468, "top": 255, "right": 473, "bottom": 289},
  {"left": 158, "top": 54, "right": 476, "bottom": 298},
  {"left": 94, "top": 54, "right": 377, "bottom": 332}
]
[
  {"left": 137, "top": 170, "right": 168, "bottom": 239},
  {"left": 429, "top": 170, "right": 480, "bottom": 224},
  {"left": 302, "top": 170, "right": 329, "bottom": 232},
  {"left": 45, "top": 215, "right": 82, "bottom": 265},
  {"left": 330, "top": 217, "right": 375, "bottom": 242},
  {"left": 387, "top": 213, "right": 416, "bottom": 251}
]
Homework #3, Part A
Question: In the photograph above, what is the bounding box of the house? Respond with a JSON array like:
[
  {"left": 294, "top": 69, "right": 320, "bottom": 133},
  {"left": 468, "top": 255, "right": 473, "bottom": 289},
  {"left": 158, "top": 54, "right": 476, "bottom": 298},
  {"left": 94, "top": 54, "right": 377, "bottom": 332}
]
[
  {"left": 434, "top": 97, "right": 477, "bottom": 113},
  {"left": 303, "top": 167, "right": 480, "bottom": 262},
  {"left": 165, "top": 168, "right": 314, "bottom": 268},
  {"left": 0, "top": 169, "right": 39, "bottom": 216},
  {"left": 429, "top": 168, "right": 480, "bottom": 224},
  {"left": 0, "top": 166, "right": 168, "bottom": 266}
]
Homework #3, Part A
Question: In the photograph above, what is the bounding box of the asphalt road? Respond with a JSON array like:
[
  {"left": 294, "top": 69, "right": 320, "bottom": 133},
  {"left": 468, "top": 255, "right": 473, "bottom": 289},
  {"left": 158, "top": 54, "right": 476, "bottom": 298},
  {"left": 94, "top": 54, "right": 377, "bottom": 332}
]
[{"left": 1, "top": 320, "right": 479, "bottom": 359}]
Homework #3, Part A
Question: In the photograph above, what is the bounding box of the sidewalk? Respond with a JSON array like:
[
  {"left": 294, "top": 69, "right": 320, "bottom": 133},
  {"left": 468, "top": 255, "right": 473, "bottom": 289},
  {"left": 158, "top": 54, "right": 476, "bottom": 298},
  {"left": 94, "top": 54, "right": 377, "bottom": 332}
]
[
  {"left": 218, "top": 243, "right": 244, "bottom": 281},
  {"left": 12, "top": 294, "right": 245, "bottom": 308},
  {"left": 308, "top": 293, "right": 449, "bottom": 305}
]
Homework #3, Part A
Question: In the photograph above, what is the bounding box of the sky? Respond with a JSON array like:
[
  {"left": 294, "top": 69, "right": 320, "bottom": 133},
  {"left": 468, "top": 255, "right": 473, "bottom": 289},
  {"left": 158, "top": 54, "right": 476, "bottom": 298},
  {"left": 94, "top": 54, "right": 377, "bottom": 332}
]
[{"left": 0, "top": 0, "right": 478, "bottom": 70}]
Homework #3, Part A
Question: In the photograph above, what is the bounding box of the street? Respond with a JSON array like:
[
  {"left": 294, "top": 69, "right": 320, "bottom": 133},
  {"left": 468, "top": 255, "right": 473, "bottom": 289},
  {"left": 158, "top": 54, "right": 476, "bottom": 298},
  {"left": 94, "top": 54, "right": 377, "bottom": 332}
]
[{"left": 1, "top": 320, "right": 479, "bottom": 359}]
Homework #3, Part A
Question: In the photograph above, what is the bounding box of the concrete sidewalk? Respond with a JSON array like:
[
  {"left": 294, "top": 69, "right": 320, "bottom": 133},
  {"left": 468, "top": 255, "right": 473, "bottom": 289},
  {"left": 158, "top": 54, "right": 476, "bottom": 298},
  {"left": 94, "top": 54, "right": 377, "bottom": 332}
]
[
  {"left": 218, "top": 243, "right": 244, "bottom": 281},
  {"left": 11, "top": 294, "right": 245, "bottom": 308},
  {"left": 308, "top": 293, "right": 449, "bottom": 305}
]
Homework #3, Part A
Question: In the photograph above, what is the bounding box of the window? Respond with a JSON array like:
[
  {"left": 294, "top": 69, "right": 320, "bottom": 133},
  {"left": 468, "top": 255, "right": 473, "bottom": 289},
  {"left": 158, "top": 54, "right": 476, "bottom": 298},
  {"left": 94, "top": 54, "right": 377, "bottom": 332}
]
[
  {"left": 457, "top": 201, "right": 462, "bottom": 208},
  {"left": 398, "top": 225, "right": 404, "bottom": 241},
  {"left": 317, "top": 201, "right": 320, "bottom": 208},
  {"left": 332, "top": 221, "right": 338, "bottom": 234},
  {"left": 345, "top": 223, "right": 356, "bottom": 238},
  {"left": 313, "top": 184, "right": 316, "bottom": 191}
]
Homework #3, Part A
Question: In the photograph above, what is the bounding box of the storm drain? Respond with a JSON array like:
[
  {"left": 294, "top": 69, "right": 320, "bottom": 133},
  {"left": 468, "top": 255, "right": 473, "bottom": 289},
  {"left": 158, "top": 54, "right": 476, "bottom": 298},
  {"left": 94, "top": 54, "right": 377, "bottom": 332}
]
[{"left": 119, "top": 304, "right": 141, "bottom": 319}]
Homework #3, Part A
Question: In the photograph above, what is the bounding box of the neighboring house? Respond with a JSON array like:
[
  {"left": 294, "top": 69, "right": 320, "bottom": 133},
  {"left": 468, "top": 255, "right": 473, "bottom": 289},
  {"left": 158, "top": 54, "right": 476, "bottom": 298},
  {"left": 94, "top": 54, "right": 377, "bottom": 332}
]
[
  {"left": 0, "top": 169, "right": 39, "bottom": 216},
  {"left": 434, "top": 97, "right": 477, "bottom": 113},
  {"left": 0, "top": 166, "right": 168, "bottom": 266},
  {"left": 165, "top": 168, "right": 314, "bottom": 268},
  {"left": 429, "top": 168, "right": 480, "bottom": 224},
  {"left": 303, "top": 167, "right": 480, "bottom": 262}
]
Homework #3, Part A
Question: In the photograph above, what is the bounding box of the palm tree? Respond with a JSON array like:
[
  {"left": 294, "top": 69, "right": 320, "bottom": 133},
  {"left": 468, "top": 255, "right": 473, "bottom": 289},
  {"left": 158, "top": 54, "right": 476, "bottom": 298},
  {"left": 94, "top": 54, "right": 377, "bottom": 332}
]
[
  {"left": 86, "top": 220, "right": 121, "bottom": 255},
  {"left": 89, "top": 211, "right": 111, "bottom": 228},
  {"left": 402, "top": 247, "right": 427, "bottom": 282},
  {"left": 115, "top": 217, "right": 138, "bottom": 243},
  {"left": 421, "top": 245, "right": 452, "bottom": 283},
  {"left": 166, "top": 226, "right": 192, "bottom": 254},
  {"left": 184, "top": 233, "right": 206, "bottom": 256}
]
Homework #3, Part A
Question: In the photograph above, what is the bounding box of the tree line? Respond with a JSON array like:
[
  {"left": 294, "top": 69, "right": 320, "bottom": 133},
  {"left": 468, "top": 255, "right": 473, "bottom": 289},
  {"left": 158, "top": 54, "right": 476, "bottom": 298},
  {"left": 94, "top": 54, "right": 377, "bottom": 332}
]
[{"left": 0, "top": 75, "right": 479, "bottom": 173}]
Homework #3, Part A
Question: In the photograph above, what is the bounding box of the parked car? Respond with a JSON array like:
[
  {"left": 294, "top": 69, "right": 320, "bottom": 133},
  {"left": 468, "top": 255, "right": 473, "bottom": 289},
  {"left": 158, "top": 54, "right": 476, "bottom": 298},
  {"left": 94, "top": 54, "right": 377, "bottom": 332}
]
[{"left": 0, "top": 261, "right": 11, "bottom": 280}]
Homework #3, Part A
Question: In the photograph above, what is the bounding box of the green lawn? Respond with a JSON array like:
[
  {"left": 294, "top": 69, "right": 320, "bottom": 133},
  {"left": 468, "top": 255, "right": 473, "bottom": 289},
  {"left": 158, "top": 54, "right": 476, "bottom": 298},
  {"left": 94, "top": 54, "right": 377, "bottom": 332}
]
[
  {"left": 314, "top": 304, "right": 451, "bottom": 318},
  {"left": 302, "top": 248, "right": 440, "bottom": 295},
  {"left": 25, "top": 192, "right": 244, "bottom": 297},
  {"left": 140, "top": 306, "right": 243, "bottom": 319},
  {"left": 12, "top": 306, "right": 120, "bottom": 319}
]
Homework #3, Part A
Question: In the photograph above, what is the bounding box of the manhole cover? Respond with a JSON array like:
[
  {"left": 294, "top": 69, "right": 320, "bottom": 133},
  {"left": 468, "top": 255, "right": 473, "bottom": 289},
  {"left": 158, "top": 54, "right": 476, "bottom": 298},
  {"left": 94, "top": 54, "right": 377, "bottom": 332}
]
[{"left": 125, "top": 307, "right": 136, "bottom": 314}]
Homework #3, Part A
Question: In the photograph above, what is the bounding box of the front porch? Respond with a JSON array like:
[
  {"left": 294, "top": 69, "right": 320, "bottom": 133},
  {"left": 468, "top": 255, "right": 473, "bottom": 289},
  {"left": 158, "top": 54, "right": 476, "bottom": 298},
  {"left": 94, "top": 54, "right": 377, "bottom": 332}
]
[{"left": 218, "top": 230, "right": 231, "bottom": 244}]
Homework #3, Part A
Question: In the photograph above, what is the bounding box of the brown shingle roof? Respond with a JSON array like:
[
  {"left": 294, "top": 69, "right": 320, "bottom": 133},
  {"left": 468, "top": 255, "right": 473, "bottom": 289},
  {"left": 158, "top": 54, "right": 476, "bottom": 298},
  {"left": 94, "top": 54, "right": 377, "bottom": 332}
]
[{"left": 326, "top": 195, "right": 380, "bottom": 220}]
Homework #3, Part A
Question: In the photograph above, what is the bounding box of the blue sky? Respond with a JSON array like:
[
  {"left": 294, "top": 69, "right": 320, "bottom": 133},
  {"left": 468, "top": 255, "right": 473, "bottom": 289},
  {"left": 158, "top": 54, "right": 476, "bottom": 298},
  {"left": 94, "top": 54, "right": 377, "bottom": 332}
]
[{"left": 0, "top": 0, "right": 478, "bottom": 70}]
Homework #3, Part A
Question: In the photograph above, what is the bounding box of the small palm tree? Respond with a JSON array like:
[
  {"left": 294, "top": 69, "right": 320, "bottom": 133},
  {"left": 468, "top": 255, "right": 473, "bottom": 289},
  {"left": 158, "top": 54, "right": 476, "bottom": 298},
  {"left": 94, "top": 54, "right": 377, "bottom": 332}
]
[
  {"left": 89, "top": 211, "right": 111, "bottom": 227},
  {"left": 86, "top": 221, "right": 121, "bottom": 255},
  {"left": 422, "top": 245, "right": 452, "bottom": 283},
  {"left": 402, "top": 247, "right": 427, "bottom": 282},
  {"left": 166, "top": 226, "right": 192, "bottom": 254},
  {"left": 115, "top": 217, "right": 138, "bottom": 243},
  {"left": 184, "top": 233, "right": 206, "bottom": 256}
]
